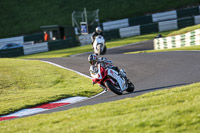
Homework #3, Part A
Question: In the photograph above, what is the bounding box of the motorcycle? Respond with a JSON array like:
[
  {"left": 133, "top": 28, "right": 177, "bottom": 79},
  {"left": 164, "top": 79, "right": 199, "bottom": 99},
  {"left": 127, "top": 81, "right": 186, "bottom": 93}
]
[
  {"left": 93, "top": 35, "right": 107, "bottom": 55},
  {"left": 89, "top": 63, "right": 135, "bottom": 95}
]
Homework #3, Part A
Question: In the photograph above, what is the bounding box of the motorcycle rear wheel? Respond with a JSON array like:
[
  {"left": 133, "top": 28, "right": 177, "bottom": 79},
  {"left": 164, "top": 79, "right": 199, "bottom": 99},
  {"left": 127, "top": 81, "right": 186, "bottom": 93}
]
[{"left": 104, "top": 81, "right": 123, "bottom": 95}]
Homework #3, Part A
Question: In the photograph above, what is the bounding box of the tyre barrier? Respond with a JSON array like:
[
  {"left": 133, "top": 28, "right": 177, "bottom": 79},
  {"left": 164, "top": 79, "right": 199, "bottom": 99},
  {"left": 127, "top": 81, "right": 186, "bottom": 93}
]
[
  {"left": 0, "top": 38, "right": 77, "bottom": 57},
  {"left": 102, "top": 5, "right": 200, "bottom": 31},
  {"left": 154, "top": 29, "right": 200, "bottom": 50}
]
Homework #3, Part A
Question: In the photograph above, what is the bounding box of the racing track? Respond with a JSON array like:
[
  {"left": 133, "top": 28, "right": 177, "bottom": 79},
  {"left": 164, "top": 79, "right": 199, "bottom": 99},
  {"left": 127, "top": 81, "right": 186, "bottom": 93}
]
[{"left": 36, "top": 40, "right": 200, "bottom": 115}]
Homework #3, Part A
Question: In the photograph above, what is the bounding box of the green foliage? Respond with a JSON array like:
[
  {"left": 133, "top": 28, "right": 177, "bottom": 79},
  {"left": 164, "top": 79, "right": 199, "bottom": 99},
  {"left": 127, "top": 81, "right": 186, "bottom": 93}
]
[
  {"left": 1, "top": 82, "right": 200, "bottom": 132},
  {"left": 0, "top": 0, "right": 199, "bottom": 38},
  {"left": 0, "top": 59, "right": 102, "bottom": 115}
]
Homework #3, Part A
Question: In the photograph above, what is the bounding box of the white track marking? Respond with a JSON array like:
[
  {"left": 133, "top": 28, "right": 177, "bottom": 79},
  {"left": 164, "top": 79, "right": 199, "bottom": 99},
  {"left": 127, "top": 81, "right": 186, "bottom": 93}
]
[
  {"left": 41, "top": 61, "right": 91, "bottom": 79},
  {"left": 52, "top": 96, "right": 88, "bottom": 104},
  {"left": 4, "top": 108, "right": 48, "bottom": 117}
]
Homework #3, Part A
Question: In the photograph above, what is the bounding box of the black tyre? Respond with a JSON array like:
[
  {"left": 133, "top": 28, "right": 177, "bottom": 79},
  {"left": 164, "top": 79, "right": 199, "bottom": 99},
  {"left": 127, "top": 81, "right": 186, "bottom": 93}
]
[
  {"left": 104, "top": 80, "right": 123, "bottom": 95},
  {"left": 97, "top": 44, "right": 101, "bottom": 55},
  {"left": 126, "top": 81, "right": 135, "bottom": 92},
  {"left": 101, "top": 45, "right": 107, "bottom": 55}
]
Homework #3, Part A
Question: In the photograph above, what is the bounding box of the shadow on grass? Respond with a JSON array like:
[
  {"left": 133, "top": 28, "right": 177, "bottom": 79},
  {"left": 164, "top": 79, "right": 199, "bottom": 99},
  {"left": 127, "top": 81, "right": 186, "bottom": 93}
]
[
  {"left": 124, "top": 83, "right": 189, "bottom": 96},
  {"left": 78, "top": 91, "right": 100, "bottom": 97}
]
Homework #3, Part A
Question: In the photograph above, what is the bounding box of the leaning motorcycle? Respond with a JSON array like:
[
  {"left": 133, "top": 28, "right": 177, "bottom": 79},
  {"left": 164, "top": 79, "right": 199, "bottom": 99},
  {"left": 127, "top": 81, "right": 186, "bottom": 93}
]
[
  {"left": 93, "top": 35, "right": 107, "bottom": 55},
  {"left": 89, "top": 64, "right": 135, "bottom": 95}
]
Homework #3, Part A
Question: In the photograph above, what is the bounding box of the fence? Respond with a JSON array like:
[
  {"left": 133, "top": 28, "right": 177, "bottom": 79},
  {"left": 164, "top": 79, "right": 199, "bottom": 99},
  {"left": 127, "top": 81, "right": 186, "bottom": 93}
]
[
  {"left": 0, "top": 38, "right": 78, "bottom": 57},
  {"left": 118, "top": 15, "right": 200, "bottom": 39},
  {"left": 158, "top": 20, "right": 178, "bottom": 32},
  {"left": 102, "top": 5, "right": 200, "bottom": 31},
  {"left": 0, "top": 47, "right": 24, "bottom": 57},
  {"left": 78, "top": 14, "right": 200, "bottom": 45},
  {"left": 0, "top": 36, "right": 24, "bottom": 47},
  {"left": 48, "top": 38, "right": 76, "bottom": 51},
  {"left": 102, "top": 19, "right": 129, "bottom": 31},
  {"left": 79, "top": 34, "right": 92, "bottom": 45},
  {"left": 152, "top": 10, "right": 177, "bottom": 22},
  {"left": 119, "top": 25, "right": 140, "bottom": 38},
  {"left": 23, "top": 42, "right": 48, "bottom": 55}
]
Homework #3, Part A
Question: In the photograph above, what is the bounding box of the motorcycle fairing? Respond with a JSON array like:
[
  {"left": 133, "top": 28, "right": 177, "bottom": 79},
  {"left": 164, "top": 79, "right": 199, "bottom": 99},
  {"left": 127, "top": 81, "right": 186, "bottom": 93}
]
[
  {"left": 107, "top": 69, "right": 128, "bottom": 91},
  {"left": 93, "top": 35, "right": 105, "bottom": 54}
]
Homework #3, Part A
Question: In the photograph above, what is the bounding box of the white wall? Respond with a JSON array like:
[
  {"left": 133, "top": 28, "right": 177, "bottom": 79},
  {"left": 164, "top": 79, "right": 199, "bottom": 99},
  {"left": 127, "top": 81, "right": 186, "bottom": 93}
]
[
  {"left": 119, "top": 25, "right": 140, "bottom": 38},
  {"left": 79, "top": 34, "right": 92, "bottom": 46},
  {"left": 23, "top": 42, "right": 48, "bottom": 55},
  {"left": 0, "top": 36, "right": 24, "bottom": 47},
  {"left": 194, "top": 15, "right": 200, "bottom": 24},
  {"left": 158, "top": 20, "right": 178, "bottom": 32},
  {"left": 152, "top": 10, "right": 177, "bottom": 22},
  {"left": 103, "top": 19, "right": 129, "bottom": 31}
]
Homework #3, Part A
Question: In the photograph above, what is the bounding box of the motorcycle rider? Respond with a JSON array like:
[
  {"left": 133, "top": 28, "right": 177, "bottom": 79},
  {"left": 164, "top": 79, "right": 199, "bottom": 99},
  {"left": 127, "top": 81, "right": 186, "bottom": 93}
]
[
  {"left": 91, "top": 27, "right": 104, "bottom": 45},
  {"left": 88, "top": 54, "right": 127, "bottom": 79}
]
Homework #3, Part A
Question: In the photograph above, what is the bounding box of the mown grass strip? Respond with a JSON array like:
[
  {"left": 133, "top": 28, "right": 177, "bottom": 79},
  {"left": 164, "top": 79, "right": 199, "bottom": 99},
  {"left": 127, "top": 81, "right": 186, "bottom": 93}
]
[
  {"left": 0, "top": 58, "right": 102, "bottom": 116},
  {"left": 1, "top": 82, "right": 200, "bottom": 133}
]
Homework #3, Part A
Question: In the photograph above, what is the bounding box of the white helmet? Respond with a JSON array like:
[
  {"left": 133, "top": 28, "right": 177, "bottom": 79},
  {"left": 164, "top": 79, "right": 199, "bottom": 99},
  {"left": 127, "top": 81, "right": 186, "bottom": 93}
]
[{"left": 96, "top": 27, "right": 102, "bottom": 33}]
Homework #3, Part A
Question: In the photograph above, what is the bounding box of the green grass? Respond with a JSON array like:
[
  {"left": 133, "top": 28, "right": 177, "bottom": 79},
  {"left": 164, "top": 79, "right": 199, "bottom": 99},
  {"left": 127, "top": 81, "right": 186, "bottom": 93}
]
[
  {"left": 0, "top": 58, "right": 102, "bottom": 116},
  {"left": 0, "top": 0, "right": 199, "bottom": 38},
  {"left": 18, "top": 31, "right": 171, "bottom": 59},
  {"left": 1, "top": 82, "right": 200, "bottom": 133},
  {"left": 125, "top": 45, "right": 200, "bottom": 54},
  {"left": 167, "top": 24, "right": 200, "bottom": 37}
]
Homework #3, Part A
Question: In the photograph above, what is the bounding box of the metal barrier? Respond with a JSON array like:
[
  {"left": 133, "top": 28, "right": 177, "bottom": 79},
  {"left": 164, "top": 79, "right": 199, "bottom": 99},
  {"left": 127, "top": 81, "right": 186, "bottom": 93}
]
[{"left": 23, "top": 42, "right": 48, "bottom": 55}]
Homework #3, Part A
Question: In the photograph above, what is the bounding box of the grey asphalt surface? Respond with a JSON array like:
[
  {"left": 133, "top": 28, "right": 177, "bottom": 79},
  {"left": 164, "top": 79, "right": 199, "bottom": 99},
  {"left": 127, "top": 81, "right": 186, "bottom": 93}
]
[{"left": 36, "top": 40, "right": 200, "bottom": 115}]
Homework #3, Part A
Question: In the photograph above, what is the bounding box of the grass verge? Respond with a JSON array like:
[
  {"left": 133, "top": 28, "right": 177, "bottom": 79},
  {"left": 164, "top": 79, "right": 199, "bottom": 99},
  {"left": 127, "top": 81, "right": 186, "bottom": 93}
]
[
  {"left": 125, "top": 45, "right": 200, "bottom": 54},
  {"left": 0, "top": 58, "right": 102, "bottom": 116},
  {"left": 167, "top": 24, "right": 200, "bottom": 37},
  {"left": 1, "top": 82, "right": 200, "bottom": 132},
  {"left": 18, "top": 31, "right": 171, "bottom": 59}
]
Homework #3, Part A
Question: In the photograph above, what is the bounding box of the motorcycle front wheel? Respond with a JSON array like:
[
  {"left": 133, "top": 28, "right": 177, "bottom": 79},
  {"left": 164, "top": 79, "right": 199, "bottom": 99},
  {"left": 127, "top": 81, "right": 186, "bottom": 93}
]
[
  {"left": 101, "top": 45, "right": 107, "bottom": 55},
  {"left": 97, "top": 44, "right": 101, "bottom": 55},
  {"left": 126, "top": 81, "right": 135, "bottom": 92},
  {"left": 104, "top": 80, "right": 123, "bottom": 95}
]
